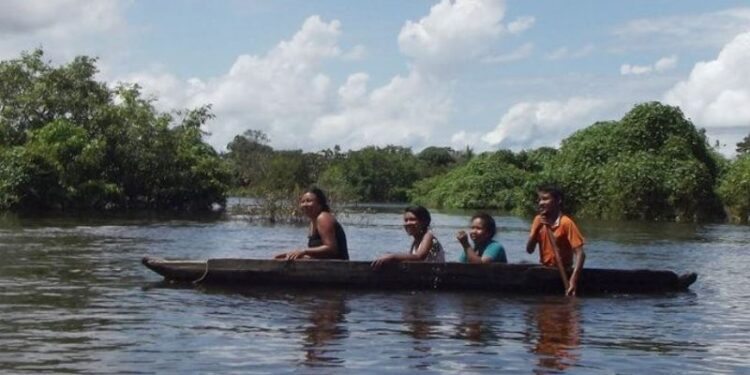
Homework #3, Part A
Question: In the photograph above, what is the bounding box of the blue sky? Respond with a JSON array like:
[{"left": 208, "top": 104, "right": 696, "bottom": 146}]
[{"left": 1, "top": 0, "right": 749, "bottom": 155}]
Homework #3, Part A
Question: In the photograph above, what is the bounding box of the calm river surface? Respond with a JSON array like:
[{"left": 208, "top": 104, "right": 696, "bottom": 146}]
[{"left": 1, "top": 203, "right": 748, "bottom": 374}]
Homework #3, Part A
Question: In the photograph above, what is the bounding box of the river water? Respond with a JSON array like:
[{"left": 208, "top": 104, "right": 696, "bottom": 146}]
[{"left": 1, "top": 204, "right": 748, "bottom": 374}]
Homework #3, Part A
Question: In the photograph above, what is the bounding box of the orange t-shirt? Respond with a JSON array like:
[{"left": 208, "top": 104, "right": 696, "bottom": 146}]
[{"left": 530, "top": 215, "right": 585, "bottom": 268}]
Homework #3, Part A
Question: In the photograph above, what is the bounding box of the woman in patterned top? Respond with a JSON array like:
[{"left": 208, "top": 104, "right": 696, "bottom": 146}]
[{"left": 371, "top": 205, "right": 445, "bottom": 269}]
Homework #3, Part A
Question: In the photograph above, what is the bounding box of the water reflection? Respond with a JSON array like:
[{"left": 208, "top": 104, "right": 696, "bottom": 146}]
[
  {"left": 401, "top": 293, "right": 438, "bottom": 370},
  {"left": 526, "top": 297, "right": 582, "bottom": 374},
  {"left": 301, "top": 292, "right": 349, "bottom": 367},
  {"left": 454, "top": 296, "right": 497, "bottom": 344},
  {"left": 1, "top": 211, "right": 749, "bottom": 373}
]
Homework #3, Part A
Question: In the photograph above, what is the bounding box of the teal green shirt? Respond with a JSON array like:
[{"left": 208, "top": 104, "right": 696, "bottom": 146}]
[{"left": 459, "top": 240, "right": 507, "bottom": 263}]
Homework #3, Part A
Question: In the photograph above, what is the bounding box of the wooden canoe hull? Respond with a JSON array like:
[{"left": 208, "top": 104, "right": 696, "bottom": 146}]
[
  {"left": 141, "top": 257, "right": 697, "bottom": 294},
  {"left": 143, "top": 257, "right": 696, "bottom": 294}
]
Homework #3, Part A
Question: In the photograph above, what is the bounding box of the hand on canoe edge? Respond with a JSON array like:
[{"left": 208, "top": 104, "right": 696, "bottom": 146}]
[
  {"left": 274, "top": 250, "right": 310, "bottom": 261},
  {"left": 565, "top": 283, "right": 577, "bottom": 297},
  {"left": 371, "top": 254, "right": 397, "bottom": 270}
]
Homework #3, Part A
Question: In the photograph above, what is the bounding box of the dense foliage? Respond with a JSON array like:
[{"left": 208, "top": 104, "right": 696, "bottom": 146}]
[
  {"left": 546, "top": 103, "right": 725, "bottom": 221},
  {"left": 718, "top": 154, "right": 750, "bottom": 223},
  {"left": 2, "top": 51, "right": 746, "bottom": 223},
  {"left": 409, "top": 102, "right": 729, "bottom": 222},
  {"left": 225, "top": 139, "right": 471, "bottom": 203},
  {"left": 409, "top": 149, "right": 553, "bottom": 214},
  {"left": 0, "top": 50, "right": 230, "bottom": 211},
  {"left": 738, "top": 132, "right": 750, "bottom": 155}
]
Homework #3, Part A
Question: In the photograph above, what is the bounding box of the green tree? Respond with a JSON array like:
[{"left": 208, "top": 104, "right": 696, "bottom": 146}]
[
  {"left": 336, "top": 145, "right": 421, "bottom": 202},
  {"left": 0, "top": 50, "right": 111, "bottom": 146},
  {"left": 0, "top": 50, "right": 230, "bottom": 211},
  {"left": 225, "top": 129, "right": 274, "bottom": 190},
  {"left": 409, "top": 150, "right": 531, "bottom": 212},
  {"left": 548, "top": 102, "right": 724, "bottom": 221},
  {"left": 738, "top": 132, "right": 750, "bottom": 155},
  {"left": 718, "top": 155, "right": 750, "bottom": 224}
]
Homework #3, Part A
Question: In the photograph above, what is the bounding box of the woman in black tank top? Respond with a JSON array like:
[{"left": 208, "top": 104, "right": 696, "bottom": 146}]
[{"left": 274, "top": 187, "right": 349, "bottom": 260}]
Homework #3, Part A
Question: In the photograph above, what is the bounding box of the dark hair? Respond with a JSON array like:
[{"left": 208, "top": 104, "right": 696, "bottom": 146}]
[
  {"left": 305, "top": 187, "right": 330, "bottom": 212},
  {"left": 471, "top": 212, "right": 496, "bottom": 238},
  {"left": 537, "top": 184, "right": 564, "bottom": 204},
  {"left": 404, "top": 205, "right": 431, "bottom": 227}
]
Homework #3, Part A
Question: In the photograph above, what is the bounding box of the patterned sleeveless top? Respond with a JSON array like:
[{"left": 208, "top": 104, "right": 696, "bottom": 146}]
[{"left": 410, "top": 233, "right": 445, "bottom": 262}]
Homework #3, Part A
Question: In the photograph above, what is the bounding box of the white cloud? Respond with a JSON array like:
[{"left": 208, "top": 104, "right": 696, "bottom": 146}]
[
  {"left": 451, "top": 130, "right": 483, "bottom": 150},
  {"left": 545, "top": 44, "right": 594, "bottom": 60},
  {"left": 115, "top": 16, "right": 345, "bottom": 149},
  {"left": 116, "top": 14, "right": 455, "bottom": 151},
  {"left": 342, "top": 44, "right": 366, "bottom": 60},
  {"left": 481, "top": 97, "right": 607, "bottom": 150},
  {"left": 0, "top": 0, "right": 122, "bottom": 35},
  {"left": 312, "top": 70, "right": 452, "bottom": 150},
  {"left": 664, "top": 31, "right": 750, "bottom": 129},
  {"left": 398, "top": 0, "right": 506, "bottom": 69},
  {"left": 621, "top": 55, "right": 678, "bottom": 75},
  {"left": 620, "top": 64, "right": 652, "bottom": 75},
  {"left": 0, "top": 0, "right": 125, "bottom": 61},
  {"left": 482, "top": 43, "right": 533, "bottom": 63},
  {"left": 614, "top": 7, "right": 750, "bottom": 49},
  {"left": 507, "top": 16, "right": 535, "bottom": 34},
  {"left": 654, "top": 55, "right": 678, "bottom": 71},
  {"left": 114, "top": 2, "right": 519, "bottom": 152},
  {"left": 337, "top": 73, "right": 369, "bottom": 105}
]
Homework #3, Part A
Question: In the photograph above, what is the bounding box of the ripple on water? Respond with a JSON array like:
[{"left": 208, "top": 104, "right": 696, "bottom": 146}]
[{"left": 0, "top": 214, "right": 749, "bottom": 373}]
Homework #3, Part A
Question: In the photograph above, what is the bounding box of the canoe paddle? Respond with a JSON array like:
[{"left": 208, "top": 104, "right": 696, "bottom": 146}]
[{"left": 546, "top": 226, "right": 570, "bottom": 293}]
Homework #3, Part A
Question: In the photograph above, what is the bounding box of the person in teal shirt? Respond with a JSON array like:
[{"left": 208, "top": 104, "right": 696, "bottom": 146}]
[{"left": 456, "top": 213, "right": 507, "bottom": 263}]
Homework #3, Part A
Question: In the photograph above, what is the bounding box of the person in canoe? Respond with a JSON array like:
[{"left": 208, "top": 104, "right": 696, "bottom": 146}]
[
  {"left": 275, "top": 187, "right": 349, "bottom": 261},
  {"left": 371, "top": 205, "right": 445, "bottom": 269},
  {"left": 526, "top": 185, "right": 586, "bottom": 296},
  {"left": 456, "top": 212, "right": 507, "bottom": 263}
]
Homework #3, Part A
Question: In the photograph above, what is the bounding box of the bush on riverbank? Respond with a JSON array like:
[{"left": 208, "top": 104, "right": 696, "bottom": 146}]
[
  {"left": 0, "top": 50, "right": 230, "bottom": 211},
  {"left": 408, "top": 102, "right": 728, "bottom": 222},
  {"left": 718, "top": 154, "right": 750, "bottom": 224}
]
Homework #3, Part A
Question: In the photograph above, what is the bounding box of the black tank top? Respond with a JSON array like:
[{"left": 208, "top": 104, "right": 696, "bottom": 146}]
[{"left": 308, "top": 221, "right": 349, "bottom": 260}]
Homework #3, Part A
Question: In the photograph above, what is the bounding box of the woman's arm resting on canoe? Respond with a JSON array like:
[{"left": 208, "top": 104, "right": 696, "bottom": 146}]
[
  {"left": 566, "top": 246, "right": 586, "bottom": 296},
  {"left": 304, "top": 213, "right": 340, "bottom": 258},
  {"left": 275, "top": 213, "right": 340, "bottom": 260},
  {"left": 371, "top": 232, "right": 435, "bottom": 269}
]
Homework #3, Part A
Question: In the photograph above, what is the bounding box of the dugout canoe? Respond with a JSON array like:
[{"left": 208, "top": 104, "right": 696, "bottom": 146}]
[{"left": 141, "top": 256, "right": 697, "bottom": 294}]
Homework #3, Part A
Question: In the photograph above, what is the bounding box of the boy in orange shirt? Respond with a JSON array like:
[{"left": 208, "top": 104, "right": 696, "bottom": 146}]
[{"left": 526, "top": 185, "right": 586, "bottom": 296}]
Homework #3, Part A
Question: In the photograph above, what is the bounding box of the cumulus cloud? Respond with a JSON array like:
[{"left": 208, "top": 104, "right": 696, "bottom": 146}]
[
  {"left": 118, "top": 14, "right": 454, "bottom": 151},
  {"left": 116, "top": 1, "right": 515, "bottom": 151},
  {"left": 0, "top": 0, "right": 125, "bottom": 60},
  {"left": 0, "top": 0, "right": 122, "bottom": 35},
  {"left": 621, "top": 55, "right": 678, "bottom": 75},
  {"left": 115, "top": 16, "right": 345, "bottom": 149},
  {"left": 480, "top": 97, "right": 607, "bottom": 150},
  {"left": 312, "top": 70, "right": 452, "bottom": 149},
  {"left": 398, "top": 0, "right": 506, "bottom": 69},
  {"left": 545, "top": 44, "right": 594, "bottom": 60},
  {"left": 482, "top": 43, "right": 533, "bottom": 63},
  {"left": 613, "top": 7, "right": 750, "bottom": 50},
  {"left": 664, "top": 31, "right": 750, "bottom": 129},
  {"left": 507, "top": 16, "right": 535, "bottom": 34}
]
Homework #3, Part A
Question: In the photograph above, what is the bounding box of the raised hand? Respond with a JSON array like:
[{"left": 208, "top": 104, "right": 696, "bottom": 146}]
[{"left": 456, "top": 230, "right": 470, "bottom": 247}]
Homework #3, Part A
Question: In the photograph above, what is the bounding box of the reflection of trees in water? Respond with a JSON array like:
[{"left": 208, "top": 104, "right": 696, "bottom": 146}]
[
  {"left": 525, "top": 297, "right": 581, "bottom": 373},
  {"left": 302, "top": 292, "right": 349, "bottom": 367}
]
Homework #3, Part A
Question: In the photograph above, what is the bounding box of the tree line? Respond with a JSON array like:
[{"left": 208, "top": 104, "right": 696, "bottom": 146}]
[{"left": 1, "top": 51, "right": 748, "bottom": 223}]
